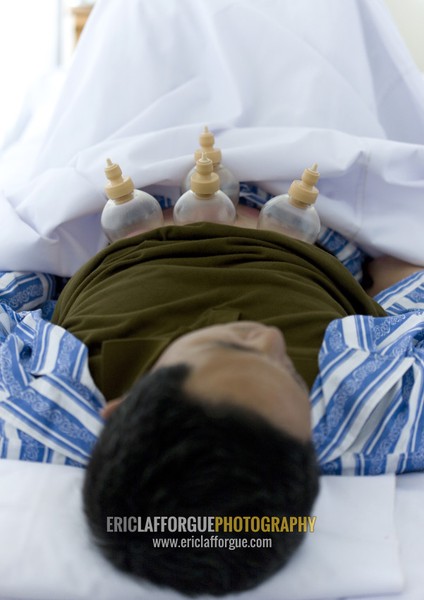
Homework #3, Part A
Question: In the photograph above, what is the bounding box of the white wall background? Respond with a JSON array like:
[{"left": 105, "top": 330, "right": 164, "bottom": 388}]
[
  {"left": 0, "top": 0, "right": 61, "bottom": 146},
  {"left": 0, "top": 0, "right": 91, "bottom": 148},
  {"left": 384, "top": 0, "right": 424, "bottom": 71}
]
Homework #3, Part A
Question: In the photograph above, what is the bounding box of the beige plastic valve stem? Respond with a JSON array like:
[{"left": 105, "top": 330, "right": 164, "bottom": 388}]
[
  {"left": 190, "top": 153, "right": 220, "bottom": 197},
  {"left": 194, "top": 126, "right": 222, "bottom": 166},
  {"left": 288, "top": 163, "right": 320, "bottom": 209},
  {"left": 104, "top": 158, "right": 135, "bottom": 203}
]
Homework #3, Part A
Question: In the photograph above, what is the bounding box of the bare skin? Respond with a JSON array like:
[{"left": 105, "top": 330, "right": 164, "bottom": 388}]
[
  {"left": 103, "top": 322, "right": 312, "bottom": 442},
  {"left": 162, "top": 204, "right": 260, "bottom": 229},
  {"left": 365, "top": 255, "right": 424, "bottom": 296},
  {"left": 154, "top": 321, "right": 311, "bottom": 441}
]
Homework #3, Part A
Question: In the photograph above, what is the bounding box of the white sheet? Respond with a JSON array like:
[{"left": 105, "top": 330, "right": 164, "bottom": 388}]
[
  {"left": 350, "top": 473, "right": 424, "bottom": 600},
  {"left": 0, "top": 461, "right": 402, "bottom": 600},
  {"left": 1, "top": 0, "right": 424, "bottom": 275}
]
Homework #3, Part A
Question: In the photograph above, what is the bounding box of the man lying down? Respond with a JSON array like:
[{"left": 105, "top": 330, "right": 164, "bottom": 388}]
[
  {"left": 45, "top": 202, "right": 424, "bottom": 596},
  {"left": 1, "top": 202, "right": 424, "bottom": 597}
]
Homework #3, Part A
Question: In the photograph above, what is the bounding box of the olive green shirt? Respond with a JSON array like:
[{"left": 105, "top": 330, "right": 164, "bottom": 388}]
[{"left": 52, "top": 224, "right": 385, "bottom": 399}]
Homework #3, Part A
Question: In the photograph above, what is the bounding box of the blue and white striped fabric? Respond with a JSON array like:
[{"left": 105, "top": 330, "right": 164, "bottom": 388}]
[
  {"left": 1, "top": 230, "right": 424, "bottom": 475},
  {"left": 312, "top": 270, "right": 424, "bottom": 475},
  {"left": 0, "top": 272, "right": 105, "bottom": 467}
]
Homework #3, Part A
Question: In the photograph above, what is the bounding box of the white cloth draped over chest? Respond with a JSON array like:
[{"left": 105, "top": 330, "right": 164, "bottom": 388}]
[{"left": 1, "top": 0, "right": 424, "bottom": 276}]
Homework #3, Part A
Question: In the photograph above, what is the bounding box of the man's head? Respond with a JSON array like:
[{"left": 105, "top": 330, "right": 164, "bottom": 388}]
[{"left": 83, "top": 322, "right": 319, "bottom": 596}]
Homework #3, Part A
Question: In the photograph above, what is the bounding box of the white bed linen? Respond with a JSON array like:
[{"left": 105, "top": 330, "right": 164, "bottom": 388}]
[
  {"left": 0, "top": 461, "right": 402, "bottom": 600},
  {"left": 350, "top": 473, "right": 424, "bottom": 600},
  {"left": 1, "top": 0, "right": 424, "bottom": 275}
]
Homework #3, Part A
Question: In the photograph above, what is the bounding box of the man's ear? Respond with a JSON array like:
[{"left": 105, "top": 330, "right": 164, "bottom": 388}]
[{"left": 101, "top": 397, "right": 124, "bottom": 419}]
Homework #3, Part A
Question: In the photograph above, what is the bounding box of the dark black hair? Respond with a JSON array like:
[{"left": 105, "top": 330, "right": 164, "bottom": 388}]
[{"left": 83, "top": 364, "right": 319, "bottom": 596}]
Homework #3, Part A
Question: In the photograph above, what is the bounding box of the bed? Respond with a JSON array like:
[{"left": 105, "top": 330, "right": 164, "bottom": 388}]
[{"left": 1, "top": 0, "right": 424, "bottom": 598}]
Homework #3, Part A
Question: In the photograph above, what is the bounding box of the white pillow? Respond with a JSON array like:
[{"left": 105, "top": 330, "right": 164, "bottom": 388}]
[{"left": 0, "top": 461, "right": 402, "bottom": 600}]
